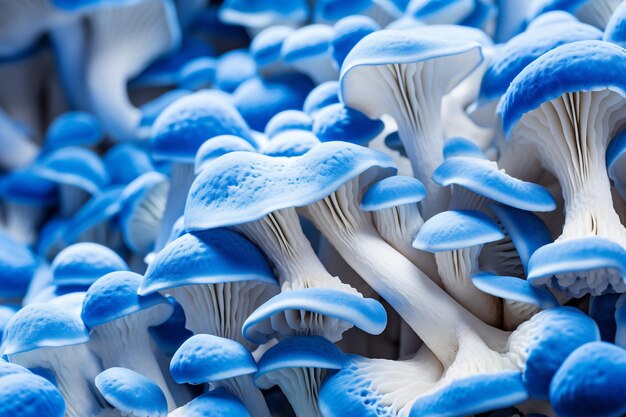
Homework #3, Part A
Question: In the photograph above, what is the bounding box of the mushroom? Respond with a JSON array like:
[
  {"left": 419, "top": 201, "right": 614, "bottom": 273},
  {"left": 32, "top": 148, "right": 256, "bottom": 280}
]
[
  {"left": 261, "top": 130, "right": 322, "bottom": 157},
  {"left": 170, "top": 334, "right": 269, "bottom": 417},
  {"left": 103, "top": 143, "right": 155, "bottom": 186},
  {"left": 265, "top": 110, "right": 313, "bottom": 139},
  {"left": 331, "top": 15, "right": 380, "bottom": 69},
  {"left": 150, "top": 90, "right": 255, "bottom": 251},
  {"left": 250, "top": 26, "right": 295, "bottom": 77},
  {"left": 501, "top": 40, "right": 626, "bottom": 297},
  {"left": 312, "top": 103, "right": 384, "bottom": 146},
  {"left": 0, "top": 372, "right": 66, "bottom": 417},
  {"left": 43, "top": 111, "right": 103, "bottom": 152},
  {"left": 214, "top": 49, "right": 257, "bottom": 93},
  {"left": 254, "top": 336, "right": 343, "bottom": 417},
  {"left": 340, "top": 30, "right": 483, "bottom": 217},
  {"left": 195, "top": 135, "right": 257, "bottom": 174},
  {"left": 0, "top": 231, "right": 40, "bottom": 304},
  {"left": 50, "top": 242, "right": 128, "bottom": 293},
  {"left": 169, "top": 388, "right": 251, "bottom": 417},
  {"left": 81, "top": 270, "right": 176, "bottom": 409},
  {"left": 281, "top": 24, "right": 338, "bottom": 84},
  {"left": 185, "top": 147, "right": 388, "bottom": 345},
  {"left": 119, "top": 172, "right": 170, "bottom": 257},
  {"left": 218, "top": 0, "right": 309, "bottom": 34},
  {"left": 139, "top": 228, "right": 278, "bottom": 347},
  {"left": 95, "top": 367, "right": 168, "bottom": 417},
  {"left": 303, "top": 81, "right": 340, "bottom": 116},
  {"left": 3, "top": 303, "right": 105, "bottom": 417},
  {"left": 549, "top": 341, "right": 626, "bottom": 417},
  {"left": 0, "top": 167, "right": 57, "bottom": 245},
  {"left": 0, "top": 109, "right": 39, "bottom": 171},
  {"left": 607, "top": 129, "right": 626, "bottom": 202},
  {"left": 406, "top": 0, "right": 475, "bottom": 25},
  {"left": 33, "top": 147, "right": 109, "bottom": 217}
]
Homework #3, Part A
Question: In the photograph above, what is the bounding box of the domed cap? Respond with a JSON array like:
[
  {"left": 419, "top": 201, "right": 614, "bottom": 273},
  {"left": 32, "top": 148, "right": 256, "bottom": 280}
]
[
  {"left": 265, "top": 110, "right": 313, "bottom": 138},
  {"left": 282, "top": 24, "right": 334, "bottom": 65},
  {"left": 0, "top": 168, "right": 57, "bottom": 206},
  {"left": 95, "top": 367, "right": 168, "bottom": 417},
  {"left": 178, "top": 389, "right": 250, "bottom": 417},
  {"left": 361, "top": 175, "right": 426, "bottom": 211},
  {"left": 194, "top": 135, "right": 256, "bottom": 174},
  {"left": 443, "top": 137, "right": 486, "bottom": 160},
  {"left": 0, "top": 373, "right": 65, "bottom": 417},
  {"left": 479, "top": 21, "right": 601, "bottom": 102},
  {"left": 44, "top": 112, "right": 103, "bottom": 151},
  {"left": 250, "top": 26, "right": 295, "bottom": 69},
  {"left": 550, "top": 341, "right": 626, "bottom": 417},
  {"left": 33, "top": 147, "right": 109, "bottom": 194},
  {"left": 139, "top": 229, "right": 277, "bottom": 296},
  {"left": 51, "top": 243, "right": 128, "bottom": 287},
  {"left": 303, "top": 81, "right": 339, "bottom": 115},
  {"left": 312, "top": 103, "right": 384, "bottom": 146},
  {"left": 3, "top": 303, "right": 89, "bottom": 357},
  {"left": 0, "top": 232, "right": 40, "bottom": 298},
  {"left": 261, "top": 130, "right": 321, "bottom": 157},
  {"left": 150, "top": 90, "right": 254, "bottom": 163},
  {"left": 219, "top": 0, "right": 309, "bottom": 29},
  {"left": 332, "top": 15, "right": 380, "bottom": 67},
  {"left": 214, "top": 49, "right": 257, "bottom": 93},
  {"left": 82, "top": 271, "right": 173, "bottom": 330},
  {"left": 501, "top": 40, "right": 626, "bottom": 136},
  {"left": 170, "top": 334, "right": 257, "bottom": 384},
  {"left": 103, "top": 143, "right": 155, "bottom": 186},
  {"left": 413, "top": 210, "right": 505, "bottom": 252},
  {"left": 185, "top": 141, "right": 396, "bottom": 231}
]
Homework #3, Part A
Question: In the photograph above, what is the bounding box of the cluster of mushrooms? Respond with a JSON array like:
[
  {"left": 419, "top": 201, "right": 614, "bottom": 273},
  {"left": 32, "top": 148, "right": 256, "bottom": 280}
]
[{"left": 1, "top": 0, "right": 626, "bottom": 416}]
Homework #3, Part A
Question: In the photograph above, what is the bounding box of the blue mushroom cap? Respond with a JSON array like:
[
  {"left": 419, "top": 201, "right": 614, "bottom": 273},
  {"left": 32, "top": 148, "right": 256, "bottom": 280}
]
[
  {"left": 219, "top": 0, "right": 309, "bottom": 28},
  {"left": 95, "top": 367, "right": 168, "bottom": 417},
  {"left": 550, "top": 341, "right": 626, "bottom": 417},
  {"left": 472, "top": 272, "right": 559, "bottom": 309},
  {"left": 521, "top": 306, "right": 600, "bottom": 399},
  {"left": 501, "top": 40, "right": 626, "bottom": 137},
  {"left": 314, "top": 0, "right": 372, "bottom": 22},
  {"left": 81, "top": 271, "right": 173, "bottom": 330},
  {"left": 332, "top": 15, "right": 380, "bottom": 68},
  {"left": 103, "top": 143, "right": 155, "bottom": 186},
  {"left": 139, "top": 229, "right": 277, "bottom": 296},
  {"left": 0, "top": 373, "right": 65, "bottom": 417},
  {"left": 179, "top": 388, "right": 251, "bottom": 417},
  {"left": 250, "top": 26, "right": 294, "bottom": 68},
  {"left": 0, "top": 232, "right": 40, "bottom": 298},
  {"left": 233, "top": 73, "right": 314, "bottom": 132},
  {"left": 282, "top": 24, "right": 334, "bottom": 64},
  {"left": 261, "top": 130, "right": 321, "bottom": 157},
  {"left": 265, "top": 110, "right": 313, "bottom": 138},
  {"left": 215, "top": 49, "right": 257, "bottom": 93},
  {"left": 526, "top": 0, "right": 588, "bottom": 22},
  {"left": 150, "top": 90, "right": 254, "bottom": 163},
  {"left": 170, "top": 334, "right": 257, "bottom": 384},
  {"left": 312, "top": 103, "right": 384, "bottom": 146},
  {"left": 0, "top": 168, "right": 58, "bottom": 206},
  {"left": 407, "top": 0, "right": 474, "bottom": 23},
  {"left": 432, "top": 157, "right": 556, "bottom": 212},
  {"left": 178, "top": 58, "right": 217, "bottom": 90},
  {"left": 409, "top": 371, "right": 529, "bottom": 417},
  {"left": 33, "top": 147, "right": 109, "bottom": 194},
  {"left": 303, "top": 81, "right": 340, "bottom": 115},
  {"left": 195, "top": 135, "right": 257, "bottom": 174},
  {"left": 479, "top": 21, "right": 601, "bottom": 102},
  {"left": 604, "top": 1, "right": 626, "bottom": 47},
  {"left": 443, "top": 137, "right": 486, "bottom": 160},
  {"left": 3, "top": 303, "right": 89, "bottom": 357},
  {"left": 361, "top": 175, "right": 426, "bottom": 211},
  {"left": 44, "top": 112, "right": 103, "bottom": 151},
  {"left": 51, "top": 243, "right": 128, "bottom": 287},
  {"left": 256, "top": 336, "right": 343, "bottom": 380},
  {"left": 185, "top": 141, "right": 396, "bottom": 231},
  {"left": 139, "top": 89, "right": 192, "bottom": 129},
  {"left": 0, "top": 359, "right": 31, "bottom": 378},
  {"left": 413, "top": 210, "right": 505, "bottom": 252}
]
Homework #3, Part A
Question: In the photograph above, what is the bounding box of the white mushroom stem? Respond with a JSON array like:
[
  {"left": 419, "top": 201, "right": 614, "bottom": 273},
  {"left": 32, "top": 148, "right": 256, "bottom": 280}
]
[
  {"left": 435, "top": 247, "right": 501, "bottom": 327},
  {"left": 165, "top": 282, "right": 276, "bottom": 348},
  {"left": 155, "top": 162, "right": 195, "bottom": 252},
  {"left": 371, "top": 203, "right": 441, "bottom": 286},
  {"left": 126, "top": 179, "right": 169, "bottom": 254},
  {"left": 512, "top": 89, "right": 626, "bottom": 295},
  {"left": 215, "top": 375, "right": 272, "bottom": 417},
  {"left": 89, "top": 308, "right": 177, "bottom": 411},
  {"left": 9, "top": 344, "right": 105, "bottom": 417},
  {"left": 0, "top": 202, "right": 46, "bottom": 245},
  {"left": 238, "top": 208, "right": 360, "bottom": 340},
  {"left": 0, "top": 110, "right": 38, "bottom": 171},
  {"left": 86, "top": 0, "right": 178, "bottom": 141},
  {"left": 303, "top": 178, "right": 507, "bottom": 367},
  {"left": 259, "top": 368, "right": 328, "bottom": 417}
]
